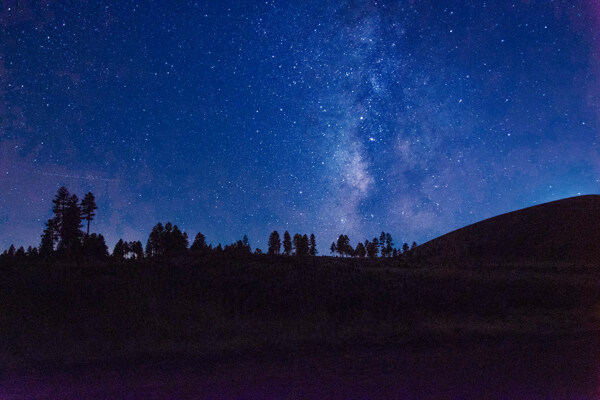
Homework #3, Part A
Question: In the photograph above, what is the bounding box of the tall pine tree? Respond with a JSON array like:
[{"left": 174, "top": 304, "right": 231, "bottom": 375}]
[
  {"left": 80, "top": 192, "right": 98, "bottom": 236},
  {"left": 40, "top": 219, "right": 57, "bottom": 255},
  {"left": 283, "top": 231, "right": 292, "bottom": 255},
  {"left": 50, "top": 187, "right": 82, "bottom": 255},
  {"left": 268, "top": 231, "right": 281, "bottom": 255},
  {"left": 309, "top": 233, "right": 317, "bottom": 256}
]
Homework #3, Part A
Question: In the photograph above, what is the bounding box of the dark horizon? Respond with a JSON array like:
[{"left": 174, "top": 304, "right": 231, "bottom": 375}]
[
  {"left": 4, "top": 187, "right": 600, "bottom": 256},
  {"left": 1, "top": 2, "right": 599, "bottom": 252}
]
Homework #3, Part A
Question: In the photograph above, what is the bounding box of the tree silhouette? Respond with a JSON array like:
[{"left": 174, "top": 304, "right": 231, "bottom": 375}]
[
  {"left": 336, "top": 235, "right": 345, "bottom": 257},
  {"left": 145, "top": 222, "right": 189, "bottom": 257},
  {"left": 345, "top": 236, "right": 354, "bottom": 257},
  {"left": 51, "top": 186, "right": 70, "bottom": 235},
  {"left": 191, "top": 233, "right": 208, "bottom": 253},
  {"left": 384, "top": 233, "right": 394, "bottom": 257},
  {"left": 355, "top": 242, "right": 366, "bottom": 258},
  {"left": 26, "top": 246, "right": 38, "bottom": 258},
  {"left": 130, "top": 241, "right": 144, "bottom": 259},
  {"left": 293, "top": 233, "right": 309, "bottom": 256},
  {"left": 80, "top": 192, "right": 98, "bottom": 236},
  {"left": 330, "top": 242, "right": 337, "bottom": 256},
  {"left": 40, "top": 219, "right": 57, "bottom": 255},
  {"left": 309, "top": 233, "right": 317, "bottom": 256},
  {"left": 113, "top": 239, "right": 126, "bottom": 259},
  {"left": 146, "top": 223, "right": 165, "bottom": 257},
  {"left": 58, "top": 194, "right": 83, "bottom": 255},
  {"left": 402, "top": 242, "right": 410, "bottom": 255},
  {"left": 336, "top": 234, "right": 351, "bottom": 257},
  {"left": 366, "top": 238, "right": 379, "bottom": 258},
  {"left": 242, "top": 235, "right": 251, "bottom": 253},
  {"left": 379, "top": 232, "right": 386, "bottom": 256},
  {"left": 15, "top": 247, "right": 25, "bottom": 260},
  {"left": 82, "top": 233, "right": 108, "bottom": 259},
  {"left": 223, "top": 237, "right": 252, "bottom": 256},
  {"left": 166, "top": 224, "right": 189, "bottom": 255},
  {"left": 301, "top": 234, "right": 309, "bottom": 256},
  {"left": 268, "top": 231, "right": 281, "bottom": 255},
  {"left": 283, "top": 231, "right": 292, "bottom": 256}
]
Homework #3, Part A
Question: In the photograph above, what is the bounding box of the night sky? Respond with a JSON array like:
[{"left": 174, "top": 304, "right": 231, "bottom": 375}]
[{"left": 1, "top": 1, "right": 599, "bottom": 251}]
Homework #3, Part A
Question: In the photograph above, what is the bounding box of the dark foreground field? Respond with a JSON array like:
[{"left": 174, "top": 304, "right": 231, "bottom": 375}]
[{"left": 2, "top": 255, "right": 600, "bottom": 398}]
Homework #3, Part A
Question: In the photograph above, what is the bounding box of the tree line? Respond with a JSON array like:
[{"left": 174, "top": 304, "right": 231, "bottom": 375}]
[
  {"left": 0, "top": 187, "right": 418, "bottom": 264},
  {"left": 330, "top": 233, "right": 417, "bottom": 258}
]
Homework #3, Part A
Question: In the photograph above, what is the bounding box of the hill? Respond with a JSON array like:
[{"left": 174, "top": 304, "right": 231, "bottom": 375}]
[{"left": 418, "top": 195, "right": 600, "bottom": 265}]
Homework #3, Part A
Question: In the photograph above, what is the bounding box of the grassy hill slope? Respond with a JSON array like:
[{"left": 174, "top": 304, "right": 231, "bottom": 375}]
[{"left": 418, "top": 195, "right": 600, "bottom": 265}]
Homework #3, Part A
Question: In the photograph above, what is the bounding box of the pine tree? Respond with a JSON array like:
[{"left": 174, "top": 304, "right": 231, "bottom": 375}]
[
  {"left": 191, "top": 233, "right": 208, "bottom": 253},
  {"left": 385, "top": 233, "right": 393, "bottom": 257},
  {"left": 336, "top": 235, "right": 345, "bottom": 257},
  {"left": 402, "top": 242, "right": 410, "bottom": 254},
  {"left": 146, "top": 222, "right": 165, "bottom": 257},
  {"left": 15, "top": 247, "right": 25, "bottom": 260},
  {"left": 80, "top": 192, "right": 98, "bottom": 236},
  {"left": 344, "top": 235, "right": 353, "bottom": 257},
  {"left": 145, "top": 222, "right": 189, "bottom": 257},
  {"left": 283, "top": 231, "right": 292, "bottom": 256},
  {"left": 131, "top": 241, "right": 144, "bottom": 259},
  {"left": 50, "top": 187, "right": 82, "bottom": 255},
  {"left": 40, "top": 219, "right": 57, "bottom": 255},
  {"left": 336, "top": 235, "right": 351, "bottom": 257},
  {"left": 242, "top": 235, "right": 250, "bottom": 252},
  {"left": 113, "top": 239, "right": 126, "bottom": 259},
  {"left": 82, "top": 233, "right": 108, "bottom": 259},
  {"left": 355, "top": 242, "right": 366, "bottom": 258},
  {"left": 268, "top": 231, "right": 281, "bottom": 255},
  {"left": 27, "top": 246, "right": 39, "bottom": 258},
  {"left": 59, "top": 194, "right": 83, "bottom": 254},
  {"left": 330, "top": 242, "right": 337, "bottom": 256},
  {"left": 292, "top": 233, "right": 301, "bottom": 255},
  {"left": 297, "top": 234, "right": 309, "bottom": 256},
  {"left": 168, "top": 225, "right": 189, "bottom": 255},
  {"left": 367, "top": 238, "right": 379, "bottom": 258},
  {"left": 309, "top": 233, "right": 317, "bottom": 256},
  {"left": 51, "top": 186, "right": 70, "bottom": 236}
]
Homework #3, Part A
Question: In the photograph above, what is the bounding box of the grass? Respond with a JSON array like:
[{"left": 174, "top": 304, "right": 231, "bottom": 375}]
[{"left": 1, "top": 255, "right": 600, "bottom": 370}]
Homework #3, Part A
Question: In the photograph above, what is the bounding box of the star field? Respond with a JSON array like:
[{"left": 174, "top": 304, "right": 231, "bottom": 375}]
[{"left": 1, "top": 1, "right": 599, "bottom": 251}]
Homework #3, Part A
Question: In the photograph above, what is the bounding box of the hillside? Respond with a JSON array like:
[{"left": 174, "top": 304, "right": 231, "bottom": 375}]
[{"left": 418, "top": 195, "right": 600, "bottom": 265}]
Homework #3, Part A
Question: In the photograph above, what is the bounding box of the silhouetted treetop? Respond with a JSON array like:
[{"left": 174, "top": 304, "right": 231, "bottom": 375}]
[
  {"left": 309, "top": 233, "right": 317, "bottom": 256},
  {"left": 268, "top": 231, "right": 281, "bottom": 255},
  {"left": 145, "top": 222, "right": 189, "bottom": 257},
  {"left": 191, "top": 233, "right": 208, "bottom": 253},
  {"left": 80, "top": 192, "right": 98, "bottom": 236},
  {"left": 283, "top": 231, "right": 292, "bottom": 256}
]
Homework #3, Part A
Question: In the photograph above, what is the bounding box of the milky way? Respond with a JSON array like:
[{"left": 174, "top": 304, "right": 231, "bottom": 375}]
[{"left": 1, "top": 1, "right": 599, "bottom": 251}]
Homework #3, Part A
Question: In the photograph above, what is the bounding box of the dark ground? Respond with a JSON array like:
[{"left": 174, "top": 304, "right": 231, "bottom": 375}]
[
  {"left": 1, "top": 334, "right": 599, "bottom": 399},
  {"left": 2, "top": 255, "right": 600, "bottom": 398}
]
